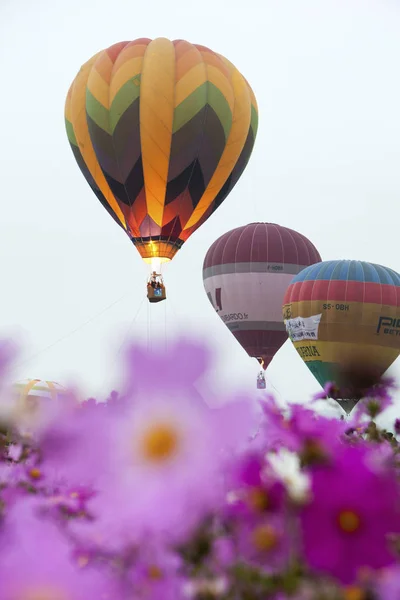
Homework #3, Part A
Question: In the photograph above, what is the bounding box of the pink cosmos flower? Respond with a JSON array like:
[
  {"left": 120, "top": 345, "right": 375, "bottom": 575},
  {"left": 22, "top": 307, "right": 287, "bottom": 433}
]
[
  {"left": 312, "top": 381, "right": 340, "bottom": 403},
  {"left": 54, "top": 340, "right": 254, "bottom": 552},
  {"left": 0, "top": 499, "right": 118, "bottom": 600},
  {"left": 38, "top": 404, "right": 112, "bottom": 488},
  {"left": 356, "top": 395, "right": 393, "bottom": 420},
  {"left": 44, "top": 485, "right": 96, "bottom": 519},
  {"left": 259, "top": 398, "right": 348, "bottom": 463},
  {"left": 124, "top": 544, "right": 185, "bottom": 600},
  {"left": 288, "top": 404, "right": 348, "bottom": 457},
  {"left": 353, "top": 378, "right": 395, "bottom": 420},
  {"left": 211, "top": 536, "right": 236, "bottom": 571},
  {"left": 257, "top": 395, "right": 298, "bottom": 451},
  {"left": 225, "top": 451, "right": 287, "bottom": 521},
  {"left": 234, "top": 512, "right": 292, "bottom": 573},
  {"left": 300, "top": 444, "right": 400, "bottom": 583},
  {"left": 374, "top": 566, "right": 400, "bottom": 599},
  {"left": 84, "top": 388, "right": 254, "bottom": 549},
  {"left": 124, "top": 337, "right": 211, "bottom": 391},
  {"left": 222, "top": 452, "right": 293, "bottom": 574}
]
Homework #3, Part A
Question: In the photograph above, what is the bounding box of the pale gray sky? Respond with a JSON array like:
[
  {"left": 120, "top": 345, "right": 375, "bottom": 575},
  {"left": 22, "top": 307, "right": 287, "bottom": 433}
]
[{"left": 0, "top": 0, "right": 400, "bottom": 421}]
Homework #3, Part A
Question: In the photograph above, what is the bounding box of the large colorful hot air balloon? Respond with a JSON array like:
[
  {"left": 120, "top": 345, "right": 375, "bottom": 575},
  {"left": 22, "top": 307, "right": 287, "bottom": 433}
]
[
  {"left": 202, "top": 223, "right": 321, "bottom": 373},
  {"left": 283, "top": 260, "right": 400, "bottom": 413},
  {"left": 65, "top": 38, "right": 258, "bottom": 295}
]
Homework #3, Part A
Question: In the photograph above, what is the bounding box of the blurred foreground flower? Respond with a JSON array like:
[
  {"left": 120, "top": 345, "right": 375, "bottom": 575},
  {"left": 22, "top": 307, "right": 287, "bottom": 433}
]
[
  {"left": 0, "top": 500, "right": 116, "bottom": 600},
  {"left": 0, "top": 336, "right": 397, "bottom": 599},
  {"left": 300, "top": 443, "right": 400, "bottom": 584}
]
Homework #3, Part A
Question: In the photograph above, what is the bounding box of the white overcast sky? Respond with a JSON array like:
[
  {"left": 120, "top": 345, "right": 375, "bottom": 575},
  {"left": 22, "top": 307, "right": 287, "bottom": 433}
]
[{"left": 0, "top": 0, "right": 400, "bottom": 422}]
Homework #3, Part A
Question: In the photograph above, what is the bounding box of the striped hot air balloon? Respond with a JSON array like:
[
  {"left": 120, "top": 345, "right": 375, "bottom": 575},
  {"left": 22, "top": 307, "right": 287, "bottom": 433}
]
[
  {"left": 202, "top": 223, "right": 321, "bottom": 369},
  {"left": 65, "top": 38, "right": 258, "bottom": 270},
  {"left": 8, "top": 379, "right": 69, "bottom": 431},
  {"left": 13, "top": 379, "right": 67, "bottom": 406},
  {"left": 283, "top": 260, "right": 400, "bottom": 412}
]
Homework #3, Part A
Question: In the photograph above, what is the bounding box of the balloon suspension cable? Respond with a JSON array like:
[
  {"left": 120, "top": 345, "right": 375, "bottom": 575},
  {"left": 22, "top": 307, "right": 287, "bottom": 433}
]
[
  {"left": 11, "top": 290, "right": 131, "bottom": 374},
  {"left": 150, "top": 257, "right": 162, "bottom": 277},
  {"left": 147, "top": 295, "right": 151, "bottom": 353},
  {"left": 266, "top": 375, "right": 283, "bottom": 401},
  {"left": 255, "top": 357, "right": 282, "bottom": 400},
  {"left": 164, "top": 299, "right": 167, "bottom": 353},
  {"left": 97, "top": 295, "right": 146, "bottom": 398}
]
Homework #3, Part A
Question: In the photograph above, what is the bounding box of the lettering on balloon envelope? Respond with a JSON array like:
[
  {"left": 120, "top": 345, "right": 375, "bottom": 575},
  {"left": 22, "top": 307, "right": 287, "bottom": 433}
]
[
  {"left": 285, "top": 314, "right": 322, "bottom": 342},
  {"left": 377, "top": 316, "right": 400, "bottom": 336}
]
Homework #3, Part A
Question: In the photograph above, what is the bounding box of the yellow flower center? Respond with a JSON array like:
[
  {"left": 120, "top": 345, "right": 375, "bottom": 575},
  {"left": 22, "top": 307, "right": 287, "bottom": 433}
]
[
  {"left": 77, "top": 554, "right": 89, "bottom": 568},
  {"left": 252, "top": 524, "right": 278, "bottom": 552},
  {"left": 344, "top": 585, "right": 365, "bottom": 600},
  {"left": 248, "top": 487, "right": 269, "bottom": 512},
  {"left": 147, "top": 565, "right": 163, "bottom": 580},
  {"left": 29, "top": 468, "right": 41, "bottom": 480},
  {"left": 17, "top": 585, "right": 69, "bottom": 600},
  {"left": 301, "top": 438, "right": 326, "bottom": 464},
  {"left": 338, "top": 510, "right": 361, "bottom": 533},
  {"left": 141, "top": 422, "right": 179, "bottom": 463}
]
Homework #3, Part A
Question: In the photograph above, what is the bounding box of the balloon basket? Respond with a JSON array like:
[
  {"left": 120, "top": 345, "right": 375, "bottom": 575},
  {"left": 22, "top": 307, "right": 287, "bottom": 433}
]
[
  {"left": 147, "top": 284, "right": 166, "bottom": 303},
  {"left": 257, "top": 372, "right": 266, "bottom": 390}
]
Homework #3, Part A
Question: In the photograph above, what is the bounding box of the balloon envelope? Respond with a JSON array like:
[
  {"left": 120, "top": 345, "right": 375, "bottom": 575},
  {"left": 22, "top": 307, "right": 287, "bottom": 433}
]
[
  {"left": 203, "top": 223, "right": 321, "bottom": 368},
  {"left": 8, "top": 379, "right": 68, "bottom": 431},
  {"left": 13, "top": 379, "right": 67, "bottom": 404},
  {"left": 65, "top": 38, "right": 258, "bottom": 264},
  {"left": 283, "top": 260, "right": 400, "bottom": 410}
]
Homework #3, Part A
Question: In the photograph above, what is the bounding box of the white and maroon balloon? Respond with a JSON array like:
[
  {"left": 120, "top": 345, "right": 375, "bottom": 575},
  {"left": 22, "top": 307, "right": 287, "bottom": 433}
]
[{"left": 202, "top": 222, "right": 321, "bottom": 369}]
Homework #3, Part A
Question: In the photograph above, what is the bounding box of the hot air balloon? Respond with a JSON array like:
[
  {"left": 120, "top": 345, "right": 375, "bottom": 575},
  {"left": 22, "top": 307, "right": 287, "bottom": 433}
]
[
  {"left": 282, "top": 260, "right": 400, "bottom": 413},
  {"left": 8, "top": 379, "right": 68, "bottom": 432},
  {"left": 65, "top": 38, "right": 258, "bottom": 301},
  {"left": 202, "top": 223, "right": 321, "bottom": 386},
  {"left": 13, "top": 379, "right": 67, "bottom": 408}
]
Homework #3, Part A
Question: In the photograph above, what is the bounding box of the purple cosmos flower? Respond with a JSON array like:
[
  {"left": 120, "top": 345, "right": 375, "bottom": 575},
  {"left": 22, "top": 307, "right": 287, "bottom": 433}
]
[
  {"left": 222, "top": 453, "right": 293, "bottom": 574},
  {"left": 234, "top": 512, "right": 292, "bottom": 573},
  {"left": 225, "top": 451, "right": 287, "bottom": 520},
  {"left": 354, "top": 390, "right": 393, "bottom": 420},
  {"left": 259, "top": 399, "right": 348, "bottom": 464},
  {"left": 123, "top": 337, "right": 211, "bottom": 398},
  {"left": 211, "top": 536, "right": 236, "bottom": 571},
  {"left": 289, "top": 404, "right": 348, "bottom": 459},
  {"left": 38, "top": 403, "right": 111, "bottom": 488},
  {"left": 84, "top": 388, "right": 254, "bottom": 549},
  {"left": 125, "top": 544, "right": 185, "bottom": 600},
  {"left": 374, "top": 566, "right": 400, "bottom": 599},
  {"left": 300, "top": 444, "right": 400, "bottom": 583},
  {"left": 0, "top": 499, "right": 118, "bottom": 600},
  {"left": 56, "top": 340, "right": 254, "bottom": 552},
  {"left": 312, "top": 381, "right": 340, "bottom": 403},
  {"left": 45, "top": 485, "right": 96, "bottom": 519},
  {"left": 257, "top": 395, "right": 298, "bottom": 452}
]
